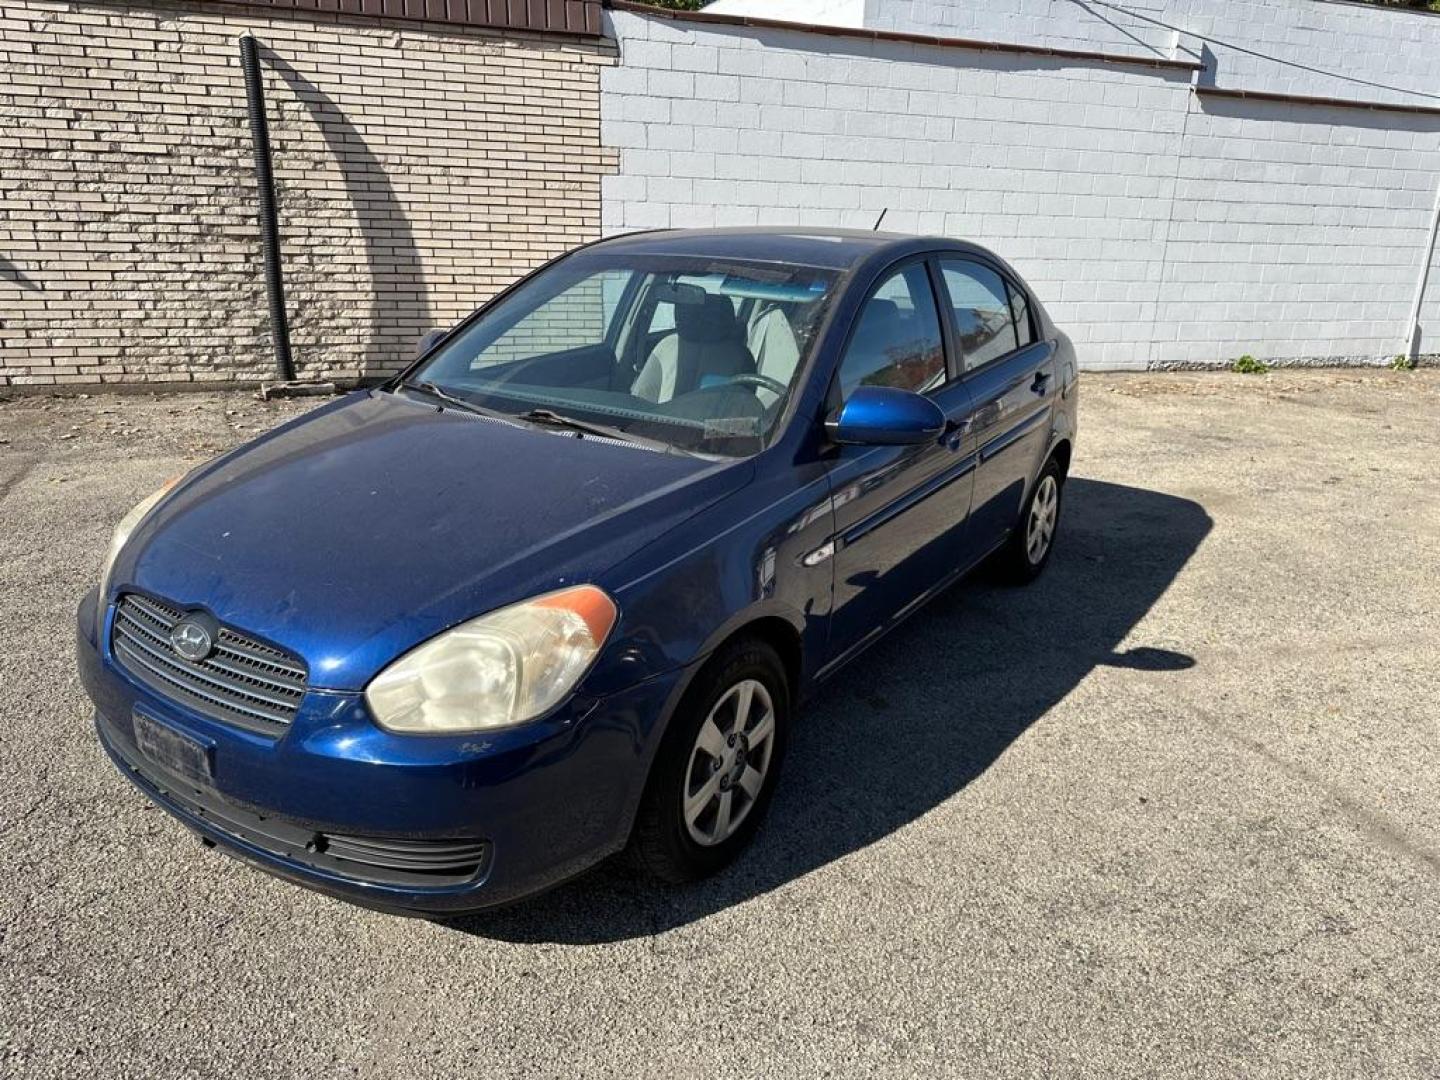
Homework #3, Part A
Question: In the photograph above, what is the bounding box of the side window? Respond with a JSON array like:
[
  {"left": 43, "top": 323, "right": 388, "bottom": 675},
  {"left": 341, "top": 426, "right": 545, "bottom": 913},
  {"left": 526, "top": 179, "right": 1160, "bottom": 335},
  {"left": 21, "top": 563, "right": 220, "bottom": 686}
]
[
  {"left": 471, "top": 269, "right": 630, "bottom": 369},
  {"left": 1009, "top": 283, "right": 1035, "bottom": 348},
  {"left": 836, "top": 263, "right": 945, "bottom": 399},
  {"left": 938, "top": 260, "right": 1019, "bottom": 372}
]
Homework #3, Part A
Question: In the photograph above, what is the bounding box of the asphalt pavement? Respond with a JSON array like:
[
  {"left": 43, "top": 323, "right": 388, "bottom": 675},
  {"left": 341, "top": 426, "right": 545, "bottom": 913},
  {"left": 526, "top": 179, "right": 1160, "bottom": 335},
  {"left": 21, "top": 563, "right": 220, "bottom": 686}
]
[{"left": 2, "top": 370, "right": 1437, "bottom": 1078}]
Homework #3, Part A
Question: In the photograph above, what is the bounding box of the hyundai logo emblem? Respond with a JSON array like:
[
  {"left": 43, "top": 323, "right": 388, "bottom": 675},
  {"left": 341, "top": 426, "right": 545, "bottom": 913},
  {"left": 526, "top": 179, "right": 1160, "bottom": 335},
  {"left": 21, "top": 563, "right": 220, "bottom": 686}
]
[{"left": 170, "top": 618, "right": 215, "bottom": 662}]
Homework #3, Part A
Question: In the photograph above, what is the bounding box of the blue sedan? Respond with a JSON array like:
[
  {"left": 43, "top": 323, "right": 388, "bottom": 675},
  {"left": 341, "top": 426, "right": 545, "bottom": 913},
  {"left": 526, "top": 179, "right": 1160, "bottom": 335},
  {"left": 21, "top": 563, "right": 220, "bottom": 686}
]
[{"left": 77, "top": 228, "right": 1078, "bottom": 913}]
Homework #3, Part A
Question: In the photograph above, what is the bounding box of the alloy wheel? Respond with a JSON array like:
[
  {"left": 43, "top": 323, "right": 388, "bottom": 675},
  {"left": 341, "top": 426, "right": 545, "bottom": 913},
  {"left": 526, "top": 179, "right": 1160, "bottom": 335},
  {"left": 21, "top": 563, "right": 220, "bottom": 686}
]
[
  {"left": 682, "top": 678, "right": 776, "bottom": 847},
  {"left": 1026, "top": 474, "right": 1059, "bottom": 564}
]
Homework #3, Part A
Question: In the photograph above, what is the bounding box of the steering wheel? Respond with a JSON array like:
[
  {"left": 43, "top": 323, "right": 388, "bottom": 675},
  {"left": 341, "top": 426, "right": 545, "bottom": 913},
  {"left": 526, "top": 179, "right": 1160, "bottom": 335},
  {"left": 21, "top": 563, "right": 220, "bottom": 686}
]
[{"left": 724, "top": 372, "right": 789, "bottom": 397}]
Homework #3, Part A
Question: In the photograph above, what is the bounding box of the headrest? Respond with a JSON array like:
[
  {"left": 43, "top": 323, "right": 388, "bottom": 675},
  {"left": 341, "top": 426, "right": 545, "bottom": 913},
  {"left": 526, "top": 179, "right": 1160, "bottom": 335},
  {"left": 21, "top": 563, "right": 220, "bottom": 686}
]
[{"left": 677, "top": 293, "right": 743, "bottom": 343}]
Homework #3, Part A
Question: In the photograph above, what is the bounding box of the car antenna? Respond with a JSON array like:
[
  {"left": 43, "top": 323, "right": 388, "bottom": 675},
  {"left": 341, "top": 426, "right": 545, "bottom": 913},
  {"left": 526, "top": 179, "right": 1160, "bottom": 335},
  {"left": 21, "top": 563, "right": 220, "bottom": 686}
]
[{"left": 872, "top": 207, "right": 888, "bottom": 231}]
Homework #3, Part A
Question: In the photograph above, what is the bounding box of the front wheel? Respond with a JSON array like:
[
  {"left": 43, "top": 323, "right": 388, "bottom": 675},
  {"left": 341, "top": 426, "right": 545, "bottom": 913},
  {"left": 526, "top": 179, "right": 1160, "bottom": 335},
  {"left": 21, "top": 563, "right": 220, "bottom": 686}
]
[
  {"left": 629, "top": 639, "right": 789, "bottom": 883},
  {"left": 997, "top": 457, "right": 1064, "bottom": 584}
]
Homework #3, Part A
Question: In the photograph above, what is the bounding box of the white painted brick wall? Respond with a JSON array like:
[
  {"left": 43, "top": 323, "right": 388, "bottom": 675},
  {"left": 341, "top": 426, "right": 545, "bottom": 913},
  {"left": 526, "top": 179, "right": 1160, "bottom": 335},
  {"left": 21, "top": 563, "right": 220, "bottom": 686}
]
[
  {"left": 1154, "top": 98, "right": 1440, "bottom": 365},
  {"left": 608, "top": 5, "right": 1440, "bottom": 369},
  {"left": 713, "top": 0, "right": 1440, "bottom": 110},
  {"left": 860, "top": 0, "right": 1440, "bottom": 108},
  {"left": 869, "top": 0, "right": 1175, "bottom": 58}
]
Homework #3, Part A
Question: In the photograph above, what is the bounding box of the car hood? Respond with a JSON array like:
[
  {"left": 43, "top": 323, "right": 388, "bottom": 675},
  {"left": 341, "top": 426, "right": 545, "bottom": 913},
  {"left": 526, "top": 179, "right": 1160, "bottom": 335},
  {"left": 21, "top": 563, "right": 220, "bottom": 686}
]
[{"left": 118, "top": 390, "right": 750, "bottom": 691}]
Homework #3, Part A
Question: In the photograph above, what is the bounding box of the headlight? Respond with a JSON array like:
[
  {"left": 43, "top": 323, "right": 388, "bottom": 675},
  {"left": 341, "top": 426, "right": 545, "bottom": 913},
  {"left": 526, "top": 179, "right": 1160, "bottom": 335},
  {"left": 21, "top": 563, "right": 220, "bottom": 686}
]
[
  {"left": 99, "top": 475, "right": 183, "bottom": 601},
  {"left": 365, "top": 585, "right": 618, "bottom": 734}
]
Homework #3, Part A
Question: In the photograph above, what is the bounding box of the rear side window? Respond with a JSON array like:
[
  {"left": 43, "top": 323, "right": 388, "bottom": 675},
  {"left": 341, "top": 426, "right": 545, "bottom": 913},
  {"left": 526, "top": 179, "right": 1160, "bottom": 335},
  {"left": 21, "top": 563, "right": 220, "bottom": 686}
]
[
  {"left": 938, "top": 260, "right": 1020, "bottom": 372},
  {"left": 835, "top": 263, "right": 945, "bottom": 399}
]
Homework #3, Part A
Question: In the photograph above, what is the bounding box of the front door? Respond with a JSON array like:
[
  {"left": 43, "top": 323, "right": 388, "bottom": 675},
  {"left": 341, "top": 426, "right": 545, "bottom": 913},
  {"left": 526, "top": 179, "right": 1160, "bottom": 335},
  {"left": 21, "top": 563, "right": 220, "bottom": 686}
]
[
  {"left": 823, "top": 259, "right": 976, "bottom": 669},
  {"left": 935, "top": 258, "right": 1058, "bottom": 565}
]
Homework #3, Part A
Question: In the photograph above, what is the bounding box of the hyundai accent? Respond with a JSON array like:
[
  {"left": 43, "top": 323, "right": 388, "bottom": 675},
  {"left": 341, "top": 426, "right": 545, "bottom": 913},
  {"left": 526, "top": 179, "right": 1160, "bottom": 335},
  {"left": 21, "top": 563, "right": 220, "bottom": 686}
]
[{"left": 77, "top": 228, "right": 1078, "bottom": 913}]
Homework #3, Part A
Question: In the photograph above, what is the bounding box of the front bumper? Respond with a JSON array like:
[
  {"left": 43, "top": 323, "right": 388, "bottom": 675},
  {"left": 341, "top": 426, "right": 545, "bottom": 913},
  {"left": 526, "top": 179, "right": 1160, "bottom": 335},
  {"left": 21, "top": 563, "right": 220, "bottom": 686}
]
[{"left": 77, "top": 588, "right": 686, "bottom": 913}]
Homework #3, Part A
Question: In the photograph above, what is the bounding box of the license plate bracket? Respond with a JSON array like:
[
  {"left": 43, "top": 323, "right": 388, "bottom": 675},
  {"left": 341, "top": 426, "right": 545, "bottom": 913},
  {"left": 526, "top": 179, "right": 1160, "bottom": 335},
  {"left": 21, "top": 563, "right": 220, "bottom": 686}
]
[{"left": 132, "top": 710, "right": 213, "bottom": 785}]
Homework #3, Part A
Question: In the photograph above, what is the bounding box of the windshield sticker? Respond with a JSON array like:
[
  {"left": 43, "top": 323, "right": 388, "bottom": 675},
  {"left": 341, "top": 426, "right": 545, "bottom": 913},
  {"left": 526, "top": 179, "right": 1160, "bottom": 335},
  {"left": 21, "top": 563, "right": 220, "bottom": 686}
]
[{"left": 703, "top": 417, "right": 762, "bottom": 438}]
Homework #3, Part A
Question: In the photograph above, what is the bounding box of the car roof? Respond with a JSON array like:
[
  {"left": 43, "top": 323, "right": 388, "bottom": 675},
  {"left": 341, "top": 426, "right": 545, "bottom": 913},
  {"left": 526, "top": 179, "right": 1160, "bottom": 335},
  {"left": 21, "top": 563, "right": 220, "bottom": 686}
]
[{"left": 586, "top": 227, "right": 986, "bottom": 272}]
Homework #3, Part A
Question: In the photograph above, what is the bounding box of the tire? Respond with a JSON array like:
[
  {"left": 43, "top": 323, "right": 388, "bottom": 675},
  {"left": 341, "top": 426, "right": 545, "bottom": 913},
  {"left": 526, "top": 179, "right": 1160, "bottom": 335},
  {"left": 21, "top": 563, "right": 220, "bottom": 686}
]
[
  {"left": 997, "top": 456, "right": 1065, "bottom": 585},
  {"left": 630, "top": 638, "right": 789, "bottom": 884}
]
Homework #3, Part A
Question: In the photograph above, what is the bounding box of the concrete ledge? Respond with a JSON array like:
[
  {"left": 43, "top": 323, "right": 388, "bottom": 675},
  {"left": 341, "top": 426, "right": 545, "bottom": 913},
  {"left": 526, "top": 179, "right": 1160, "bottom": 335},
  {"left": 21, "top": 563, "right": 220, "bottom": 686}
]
[
  {"left": 1146, "top": 354, "right": 1436, "bottom": 372},
  {"left": 0, "top": 377, "right": 383, "bottom": 400},
  {"left": 1195, "top": 84, "right": 1440, "bottom": 117}
]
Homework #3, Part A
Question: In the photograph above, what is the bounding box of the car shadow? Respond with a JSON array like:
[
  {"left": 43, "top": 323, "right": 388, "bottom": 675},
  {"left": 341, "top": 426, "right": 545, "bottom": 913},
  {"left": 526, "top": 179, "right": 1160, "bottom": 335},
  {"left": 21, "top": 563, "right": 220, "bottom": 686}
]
[{"left": 446, "top": 478, "right": 1211, "bottom": 943}]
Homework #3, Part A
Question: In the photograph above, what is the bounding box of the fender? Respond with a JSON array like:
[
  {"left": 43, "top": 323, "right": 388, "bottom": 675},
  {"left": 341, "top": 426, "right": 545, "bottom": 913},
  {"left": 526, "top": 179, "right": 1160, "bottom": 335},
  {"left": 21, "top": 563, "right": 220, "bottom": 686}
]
[{"left": 603, "top": 596, "right": 810, "bottom": 851}]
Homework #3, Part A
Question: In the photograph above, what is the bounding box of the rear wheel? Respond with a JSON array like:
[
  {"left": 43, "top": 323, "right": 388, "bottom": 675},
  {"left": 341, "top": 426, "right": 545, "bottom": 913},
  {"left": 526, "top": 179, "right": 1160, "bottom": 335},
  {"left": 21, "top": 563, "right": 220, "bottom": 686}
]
[
  {"left": 630, "top": 639, "right": 788, "bottom": 883},
  {"left": 997, "top": 457, "right": 1064, "bottom": 584}
]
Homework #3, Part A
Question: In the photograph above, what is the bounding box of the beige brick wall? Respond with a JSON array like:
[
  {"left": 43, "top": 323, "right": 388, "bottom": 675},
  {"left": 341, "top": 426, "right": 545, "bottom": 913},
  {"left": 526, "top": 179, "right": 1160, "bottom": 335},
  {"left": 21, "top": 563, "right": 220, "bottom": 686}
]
[
  {"left": 0, "top": 0, "right": 617, "bottom": 388},
  {"left": 478, "top": 271, "right": 613, "bottom": 363}
]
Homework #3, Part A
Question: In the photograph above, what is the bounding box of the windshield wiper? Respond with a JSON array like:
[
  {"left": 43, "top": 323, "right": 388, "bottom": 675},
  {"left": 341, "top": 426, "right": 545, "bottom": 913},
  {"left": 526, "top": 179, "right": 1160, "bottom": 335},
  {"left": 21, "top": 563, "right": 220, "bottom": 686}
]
[
  {"left": 403, "top": 380, "right": 506, "bottom": 419},
  {"left": 514, "top": 408, "right": 680, "bottom": 454}
]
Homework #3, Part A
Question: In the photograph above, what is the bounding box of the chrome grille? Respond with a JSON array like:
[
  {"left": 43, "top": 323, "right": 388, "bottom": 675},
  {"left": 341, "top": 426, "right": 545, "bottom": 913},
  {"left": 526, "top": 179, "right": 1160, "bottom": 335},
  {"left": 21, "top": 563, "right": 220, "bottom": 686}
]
[{"left": 111, "top": 593, "right": 307, "bottom": 735}]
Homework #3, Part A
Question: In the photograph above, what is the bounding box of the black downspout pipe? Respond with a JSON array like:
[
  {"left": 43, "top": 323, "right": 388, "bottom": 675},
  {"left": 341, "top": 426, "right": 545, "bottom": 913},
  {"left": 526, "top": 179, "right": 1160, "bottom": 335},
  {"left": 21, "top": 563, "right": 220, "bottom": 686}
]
[{"left": 238, "top": 34, "right": 295, "bottom": 382}]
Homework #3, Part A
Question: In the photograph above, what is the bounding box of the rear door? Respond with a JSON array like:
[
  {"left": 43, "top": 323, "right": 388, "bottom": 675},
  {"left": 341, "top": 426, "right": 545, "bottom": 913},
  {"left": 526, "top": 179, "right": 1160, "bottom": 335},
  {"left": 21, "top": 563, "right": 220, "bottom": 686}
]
[
  {"left": 822, "top": 258, "right": 976, "bottom": 668},
  {"left": 935, "top": 258, "right": 1057, "bottom": 565}
]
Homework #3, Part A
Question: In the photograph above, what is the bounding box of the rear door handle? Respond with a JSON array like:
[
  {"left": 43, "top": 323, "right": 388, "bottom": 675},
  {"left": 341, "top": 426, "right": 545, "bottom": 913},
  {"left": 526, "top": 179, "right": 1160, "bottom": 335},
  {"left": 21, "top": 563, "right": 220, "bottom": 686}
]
[{"left": 1031, "top": 371, "right": 1051, "bottom": 395}]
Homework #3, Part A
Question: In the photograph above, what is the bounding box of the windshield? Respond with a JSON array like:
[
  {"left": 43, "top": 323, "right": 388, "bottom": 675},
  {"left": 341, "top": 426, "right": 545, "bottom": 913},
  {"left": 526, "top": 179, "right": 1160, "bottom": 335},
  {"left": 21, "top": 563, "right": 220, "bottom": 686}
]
[{"left": 405, "top": 251, "right": 842, "bottom": 456}]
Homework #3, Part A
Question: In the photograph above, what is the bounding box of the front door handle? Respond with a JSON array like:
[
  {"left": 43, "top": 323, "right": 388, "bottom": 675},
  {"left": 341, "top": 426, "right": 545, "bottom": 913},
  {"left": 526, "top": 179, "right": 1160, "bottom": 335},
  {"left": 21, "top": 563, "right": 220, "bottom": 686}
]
[
  {"left": 943, "top": 416, "right": 973, "bottom": 452},
  {"left": 1031, "top": 371, "right": 1051, "bottom": 395}
]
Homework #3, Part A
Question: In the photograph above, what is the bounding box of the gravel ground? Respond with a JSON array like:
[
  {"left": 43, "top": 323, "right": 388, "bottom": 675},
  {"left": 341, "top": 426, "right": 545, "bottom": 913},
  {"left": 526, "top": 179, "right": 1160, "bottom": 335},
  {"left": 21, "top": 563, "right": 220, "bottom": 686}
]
[{"left": 1, "top": 371, "right": 1438, "bottom": 1078}]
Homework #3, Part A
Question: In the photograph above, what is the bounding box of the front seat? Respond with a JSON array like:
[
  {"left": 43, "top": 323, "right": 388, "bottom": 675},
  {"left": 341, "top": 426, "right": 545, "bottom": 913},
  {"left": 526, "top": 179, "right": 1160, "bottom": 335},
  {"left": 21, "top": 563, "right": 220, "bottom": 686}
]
[
  {"left": 632, "top": 294, "right": 753, "bottom": 404},
  {"left": 746, "top": 303, "right": 800, "bottom": 407}
]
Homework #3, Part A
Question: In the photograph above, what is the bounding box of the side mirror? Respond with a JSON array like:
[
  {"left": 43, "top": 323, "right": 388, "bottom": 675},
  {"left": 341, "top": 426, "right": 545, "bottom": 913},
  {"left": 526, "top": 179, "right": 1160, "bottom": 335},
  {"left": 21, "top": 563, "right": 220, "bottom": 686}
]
[
  {"left": 415, "top": 328, "right": 447, "bottom": 359},
  {"left": 825, "top": 386, "right": 946, "bottom": 446}
]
